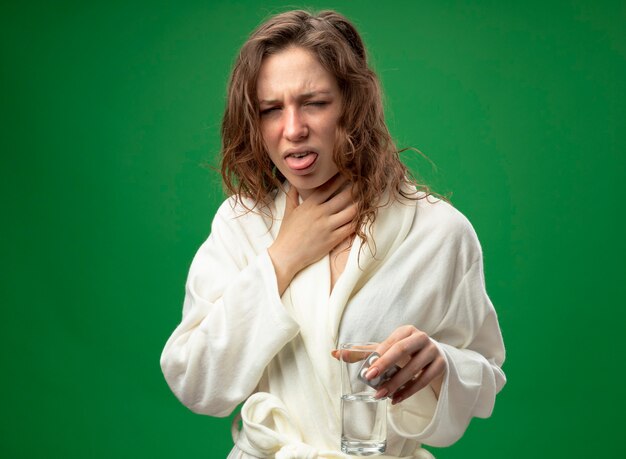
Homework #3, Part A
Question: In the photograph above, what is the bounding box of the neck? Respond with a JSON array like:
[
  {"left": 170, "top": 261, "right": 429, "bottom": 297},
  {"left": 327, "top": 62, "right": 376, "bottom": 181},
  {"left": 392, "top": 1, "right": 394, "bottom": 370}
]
[{"left": 296, "top": 188, "right": 313, "bottom": 200}]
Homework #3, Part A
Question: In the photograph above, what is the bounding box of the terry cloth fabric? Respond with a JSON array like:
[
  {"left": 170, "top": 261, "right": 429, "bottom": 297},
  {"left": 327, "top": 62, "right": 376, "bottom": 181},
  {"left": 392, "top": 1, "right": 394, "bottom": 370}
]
[{"left": 161, "top": 186, "right": 506, "bottom": 457}]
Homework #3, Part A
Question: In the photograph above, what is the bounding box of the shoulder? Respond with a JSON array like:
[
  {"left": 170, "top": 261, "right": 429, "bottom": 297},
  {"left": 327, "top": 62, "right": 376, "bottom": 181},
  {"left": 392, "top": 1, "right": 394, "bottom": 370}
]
[
  {"left": 214, "top": 191, "right": 277, "bottom": 220},
  {"left": 215, "top": 195, "right": 257, "bottom": 220},
  {"left": 416, "top": 195, "right": 475, "bottom": 235},
  {"left": 409, "top": 194, "right": 483, "bottom": 262},
  {"left": 211, "top": 193, "right": 277, "bottom": 238},
  {"left": 394, "top": 185, "right": 473, "bottom": 234}
]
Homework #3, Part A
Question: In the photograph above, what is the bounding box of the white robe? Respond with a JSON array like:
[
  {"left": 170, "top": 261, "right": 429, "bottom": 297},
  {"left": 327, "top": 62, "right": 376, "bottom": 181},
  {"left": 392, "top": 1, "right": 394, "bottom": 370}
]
[{"left": 160, "top": 188, "right": 506, "bottom": 458}]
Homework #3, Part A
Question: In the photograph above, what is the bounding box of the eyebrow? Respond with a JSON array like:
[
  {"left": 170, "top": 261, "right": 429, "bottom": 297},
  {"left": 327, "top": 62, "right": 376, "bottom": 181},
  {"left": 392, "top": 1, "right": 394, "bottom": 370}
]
[{"left": 259, "top": 90, "right": 333, "bottom": 105}]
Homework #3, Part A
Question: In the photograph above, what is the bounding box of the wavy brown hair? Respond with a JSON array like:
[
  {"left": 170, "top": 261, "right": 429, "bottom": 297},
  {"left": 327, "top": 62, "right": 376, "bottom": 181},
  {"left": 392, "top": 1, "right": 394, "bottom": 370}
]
[{"left": 221, "top": 9, "right": 429, "bottom": 245}]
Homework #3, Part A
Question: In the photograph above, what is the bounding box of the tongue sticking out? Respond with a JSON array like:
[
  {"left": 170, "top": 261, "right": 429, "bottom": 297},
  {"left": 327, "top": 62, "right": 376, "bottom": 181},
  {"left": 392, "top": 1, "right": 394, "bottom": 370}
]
[{"left": 285, "top": 152, "right": 317, "bottom": 170}]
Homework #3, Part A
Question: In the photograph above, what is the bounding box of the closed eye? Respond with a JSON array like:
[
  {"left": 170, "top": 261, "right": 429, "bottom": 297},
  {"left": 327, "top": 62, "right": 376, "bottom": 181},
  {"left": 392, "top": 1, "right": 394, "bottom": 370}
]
[
  {"left": 306, "top": 101, "right": 328, "bottom": 107},
  {"left": 260, "top": 107, "right": 280, "bottom": 116}
]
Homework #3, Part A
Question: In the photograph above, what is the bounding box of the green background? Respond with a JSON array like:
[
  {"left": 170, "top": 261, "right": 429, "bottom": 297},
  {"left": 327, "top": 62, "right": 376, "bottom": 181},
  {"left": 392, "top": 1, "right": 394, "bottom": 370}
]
[{"left": 2, "top": 0, "right": 624, "bottom": 457}]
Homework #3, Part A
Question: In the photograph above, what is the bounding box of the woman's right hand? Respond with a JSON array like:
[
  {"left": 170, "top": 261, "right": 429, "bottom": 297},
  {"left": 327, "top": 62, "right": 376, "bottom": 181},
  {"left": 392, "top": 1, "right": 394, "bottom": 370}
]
[{"left": 268, "top": 174, "right": 357, "bottom": 295}]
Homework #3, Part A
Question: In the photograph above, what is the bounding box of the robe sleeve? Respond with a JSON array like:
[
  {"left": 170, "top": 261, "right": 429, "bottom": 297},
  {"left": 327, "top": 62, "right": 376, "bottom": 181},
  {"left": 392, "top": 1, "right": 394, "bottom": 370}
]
[
  {"left": 388, "top": 214, "right": 506, "bottom": 447},
  {"left": 160, "top": 200, "right": 300, "bottom": 417}
]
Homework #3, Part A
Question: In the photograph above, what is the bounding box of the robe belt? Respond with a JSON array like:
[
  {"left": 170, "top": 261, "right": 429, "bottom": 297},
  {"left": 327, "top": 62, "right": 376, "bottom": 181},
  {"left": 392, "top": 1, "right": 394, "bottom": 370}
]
[{"left": 231, "top": 392, "right": 434, "bottom": 459}]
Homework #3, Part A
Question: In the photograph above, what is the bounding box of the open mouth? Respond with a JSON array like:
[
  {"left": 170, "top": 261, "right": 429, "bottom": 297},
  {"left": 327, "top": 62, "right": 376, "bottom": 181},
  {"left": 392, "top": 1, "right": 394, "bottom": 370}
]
[{"left": 285, "top": 151, "right": 318, "bottom": 171}]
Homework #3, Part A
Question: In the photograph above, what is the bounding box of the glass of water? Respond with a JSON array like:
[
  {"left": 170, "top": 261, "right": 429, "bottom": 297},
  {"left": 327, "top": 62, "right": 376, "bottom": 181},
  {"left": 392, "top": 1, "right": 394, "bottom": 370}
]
[{"left": 339, "top": 342, "right": 387, "bottom": 456}]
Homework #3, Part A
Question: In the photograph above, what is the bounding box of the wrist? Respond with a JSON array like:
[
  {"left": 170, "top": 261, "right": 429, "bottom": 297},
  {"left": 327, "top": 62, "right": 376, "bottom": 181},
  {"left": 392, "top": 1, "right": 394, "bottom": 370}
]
[{"left": 268, "top": 245, "right": 300, "bottom": 295}]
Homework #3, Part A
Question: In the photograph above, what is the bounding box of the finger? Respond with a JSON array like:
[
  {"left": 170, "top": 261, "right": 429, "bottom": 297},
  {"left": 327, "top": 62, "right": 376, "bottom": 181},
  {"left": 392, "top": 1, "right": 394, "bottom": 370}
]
[
  {"left": 329, "top": 222, "right": 357, "bottom": 252},
  {"left": 375, "top": 325, "right": 416, "bottom": 358},
  {"left": 328, "top": 203, "right": 357, "bottom": 231},
  {"left": 365, "top": 327, "right": 423, "bottom": 380},
  {"left": 324, "top": 187, "right": 354, "bottom": 214},
  {"left": 330, "top": 344, "right": 376, "bottom": 362},
  {"left": 331, "top": 344, "right": 377, "bottom": 363},
  {"left": 391, "top": 355, "right": 446, "bottom": 405},
  {"left": 308, "top": 174, "right": 348, "bottom": 204},
  {"left": 381, "top": 343, "right": 439, "bottom": 397},
  {"left": 384, "top": 333, "right": 430, "bottom": 369}
]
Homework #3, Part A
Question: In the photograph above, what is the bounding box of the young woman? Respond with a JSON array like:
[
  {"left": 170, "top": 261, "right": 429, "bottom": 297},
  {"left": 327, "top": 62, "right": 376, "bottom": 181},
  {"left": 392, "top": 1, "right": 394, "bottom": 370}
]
[{"left": 161, "top": 10, "right": 506, "bottom": 458}]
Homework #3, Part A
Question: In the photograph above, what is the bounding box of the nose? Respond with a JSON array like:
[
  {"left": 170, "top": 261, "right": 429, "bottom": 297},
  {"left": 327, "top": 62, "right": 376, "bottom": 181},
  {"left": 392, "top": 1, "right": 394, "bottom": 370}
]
[{"left": 283, "top": 107, "right": 308, "bottom": 141}]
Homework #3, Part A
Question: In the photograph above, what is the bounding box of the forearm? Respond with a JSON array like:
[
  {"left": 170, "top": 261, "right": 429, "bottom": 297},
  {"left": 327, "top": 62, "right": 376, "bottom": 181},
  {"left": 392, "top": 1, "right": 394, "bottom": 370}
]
[
  {"left": 161, "top": 249, "right": 300, "bottom": 416},
  {"left": 267, "top": 244, "right": 302, "bottom": 296}
]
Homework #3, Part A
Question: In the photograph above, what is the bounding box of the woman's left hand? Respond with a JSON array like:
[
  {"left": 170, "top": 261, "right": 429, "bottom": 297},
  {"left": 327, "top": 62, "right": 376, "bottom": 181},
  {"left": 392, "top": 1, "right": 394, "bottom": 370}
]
[{"left": 366, "top": 325, "right": 446, "bottom": 405}]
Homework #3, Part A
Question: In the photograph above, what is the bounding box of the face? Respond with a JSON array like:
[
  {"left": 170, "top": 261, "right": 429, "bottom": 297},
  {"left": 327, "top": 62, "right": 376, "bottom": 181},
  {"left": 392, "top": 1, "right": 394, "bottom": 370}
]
[{"left": 256, "top": 46, "right": 342, "bottom": 199}]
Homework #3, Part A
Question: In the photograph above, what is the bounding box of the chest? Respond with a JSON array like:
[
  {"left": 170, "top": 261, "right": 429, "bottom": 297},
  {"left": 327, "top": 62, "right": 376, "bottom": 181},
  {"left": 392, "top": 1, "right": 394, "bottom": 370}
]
[{"left": 329, "top": 243, "right": 351, "bottom": 291}]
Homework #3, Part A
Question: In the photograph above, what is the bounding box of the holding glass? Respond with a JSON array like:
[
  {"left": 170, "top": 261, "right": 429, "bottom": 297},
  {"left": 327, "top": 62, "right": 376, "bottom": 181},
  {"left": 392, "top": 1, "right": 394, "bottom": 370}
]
[
  {"left": 160, "top": 9, "right": 506, "bottom": 458},
  {"left": 339, "top": 342, "right": 390, "bottom": 456}
]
